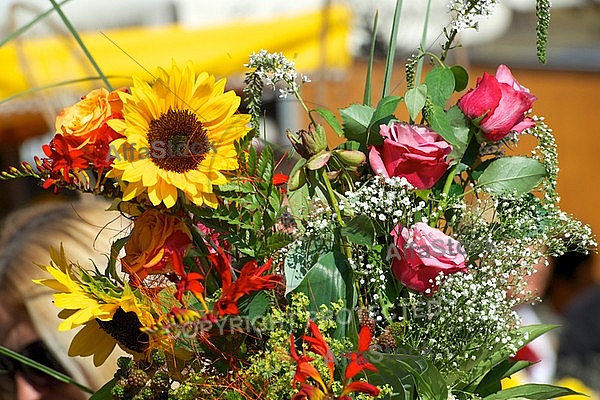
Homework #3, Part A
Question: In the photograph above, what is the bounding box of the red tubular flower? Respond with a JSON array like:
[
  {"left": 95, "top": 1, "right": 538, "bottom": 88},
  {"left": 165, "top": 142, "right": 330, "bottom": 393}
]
[
  {"left": 174, "top": 272, "right": 205, "bottom": 303},
  {"left": 303, "top": 321, "right": 335, "bottom": 384},
  {"left": 41, "top": 134, "right": 89, "bottom": 187},
  {"left": 290, "top": 334, "right": 326, "bottom": 390},
  {"left": 213, "top": 258, "right": 281, "bottom": 317},
  {"left": 339, "top": 381, "right": 381, "bottom": 398},
  {"left": 292, "top": 384, "right": 327, "bottom": 400},
  {"left": 344, "top": 325, "right": 378, "bottom": 381}
]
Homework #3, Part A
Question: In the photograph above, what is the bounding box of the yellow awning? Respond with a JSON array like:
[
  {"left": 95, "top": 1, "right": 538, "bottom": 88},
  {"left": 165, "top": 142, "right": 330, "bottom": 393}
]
[{"left": 0, "top": 4, "right": 351, "bottom": 101}]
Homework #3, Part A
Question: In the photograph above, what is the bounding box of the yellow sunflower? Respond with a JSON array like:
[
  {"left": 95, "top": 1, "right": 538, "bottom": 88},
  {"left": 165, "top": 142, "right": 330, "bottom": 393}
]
[
  {"left": 107, "top": 61, "right": 251, "bottom": 208},
  {"left": 34, "top": 245, "right": 155, "bottom": 365}
]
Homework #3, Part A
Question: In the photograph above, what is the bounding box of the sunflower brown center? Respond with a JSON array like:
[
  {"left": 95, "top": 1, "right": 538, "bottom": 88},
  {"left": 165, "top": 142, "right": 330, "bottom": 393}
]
[{"left": 147, "top": 109, "right": 210, "bottom": 173}]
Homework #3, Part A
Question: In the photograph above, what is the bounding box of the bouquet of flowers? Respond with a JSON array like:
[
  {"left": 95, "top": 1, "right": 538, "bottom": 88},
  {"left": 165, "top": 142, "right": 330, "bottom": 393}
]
[{"left": 1, "top": 1, "right": 596, "bottom": 399}]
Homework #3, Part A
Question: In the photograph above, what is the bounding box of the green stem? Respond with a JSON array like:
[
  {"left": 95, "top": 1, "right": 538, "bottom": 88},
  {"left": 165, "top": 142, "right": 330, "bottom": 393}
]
[
  {"left": 293, "top": 86, "right": 317, "bottom": 127},
  {"left": 414, "top": 0, "right": 433, "bottom": 87},
  {"left": 318, "top": 168, "right": 352, "bottom": 260},
  {"left": 49, "top": 0, "right": 112, "bottom": 90},
  {"left": 319, "top": 168, "right": 344, "bottom": 227}
]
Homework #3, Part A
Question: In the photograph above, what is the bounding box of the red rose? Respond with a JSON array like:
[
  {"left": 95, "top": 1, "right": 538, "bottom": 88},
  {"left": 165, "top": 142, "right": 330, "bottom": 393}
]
[
  {"left": 458, "top": 64, "right": 537, "bottom": 142},
  {"left": 389, "top": 222, "right": 467, "bottom": 294},
  {"left": 368, "top": 122, "right": 452, "bottom": 189}
]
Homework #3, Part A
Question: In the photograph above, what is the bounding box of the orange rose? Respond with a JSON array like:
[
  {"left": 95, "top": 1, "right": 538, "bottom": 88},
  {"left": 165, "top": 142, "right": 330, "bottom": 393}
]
[
  {"left": 55, "top": 88, "right": 124, "bottom": 142},
  {"left": 122, "top": 209, "right": 192, "bottom": 283}
]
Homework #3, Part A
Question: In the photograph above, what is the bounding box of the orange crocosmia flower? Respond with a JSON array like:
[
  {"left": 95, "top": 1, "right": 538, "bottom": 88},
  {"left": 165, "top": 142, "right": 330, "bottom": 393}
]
[
  {"left": 174, "top": 272, "right": 205, "bottom": 304},
  {"left": 213, "top": 258, "right": 281, "bottom": 317},
  {"left": 41, "top": 134, "right": 89, "bottom": 189},
  {"left": 303, "top": 320, "right": 335, "bottom": 383},
  {"left": 339, "top": 381, "right": 380, "bottom": 399},
  {"left": 343, "top": 325, "right": 378, "bottom": 381},
  {"left": 292, "top": 383, "right": 327, "bottom": 400},
  {"left": 290, "top": 334, "right": 326, "bottom": 390},
  {"left": 121, "top": 209, "right": 192, "bottom": 283}
]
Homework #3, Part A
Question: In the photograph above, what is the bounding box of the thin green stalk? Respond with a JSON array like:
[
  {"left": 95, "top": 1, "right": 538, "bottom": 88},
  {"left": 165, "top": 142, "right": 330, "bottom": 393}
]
[
  {"left": 49, "top": 0, "right": 112, "bottom": 90},
  {"left": 414, "top": 0, "right": 433, "bottom": 87},
  {"left": 382, "top": 0, "right": 403, "bottom": 98},
  {"left": 363, "top": 11, "right": 379, "bottom": 106},
  {"left": 0, "top": 346, "right": 94, "bottom": 394},
  {"left": 293, "top": 87, "right": 317, "bottom": 127},
  {"left": 0, "top": 76, "right": 125, "bottom": 105}
]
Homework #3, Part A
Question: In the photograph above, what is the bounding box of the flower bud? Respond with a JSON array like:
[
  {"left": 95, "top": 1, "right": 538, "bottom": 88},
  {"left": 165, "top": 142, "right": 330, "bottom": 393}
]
[
  {"left": 287, "top": 125, "right": 328, "bottom": 159},
  {"left": 334, "top": 150, "right": 366, "bottom": 167}
]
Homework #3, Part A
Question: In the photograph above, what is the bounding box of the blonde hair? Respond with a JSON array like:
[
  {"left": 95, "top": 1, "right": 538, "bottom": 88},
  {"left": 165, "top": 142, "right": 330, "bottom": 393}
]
[{"left": 0, "top": 197, "right": 130, "bottom": 391}]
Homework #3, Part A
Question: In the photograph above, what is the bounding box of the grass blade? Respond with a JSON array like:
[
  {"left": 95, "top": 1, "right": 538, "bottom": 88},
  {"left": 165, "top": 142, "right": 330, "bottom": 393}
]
[
  {"left": 414, "top": 0, "right": 433, "bottom": 86},
  {"left": 48, "top": 0, "right": 112, "bottom": 90},
  {"left": 363, "top": 11, "right": 379, "bottom": 106},
  {"left": 382, "top": 0, "right": 403, "bottom": 98},
  {"left": 0, "top": 345, "right": 94, "bottom": 394}
]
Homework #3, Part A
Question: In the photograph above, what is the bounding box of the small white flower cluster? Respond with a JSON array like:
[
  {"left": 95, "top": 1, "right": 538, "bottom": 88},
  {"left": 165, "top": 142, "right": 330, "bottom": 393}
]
[
  {"left": 345, "top": 176, "right": 427, "bottom": 230},
  {"left": 246, "top": 49, "right": 310, "bottom": 98},
  {"left": 397, "top": 268, "right": 523, "bottom": 374},
  {"left": 447, "top": 0, "right": 498, "bottom": 32}
]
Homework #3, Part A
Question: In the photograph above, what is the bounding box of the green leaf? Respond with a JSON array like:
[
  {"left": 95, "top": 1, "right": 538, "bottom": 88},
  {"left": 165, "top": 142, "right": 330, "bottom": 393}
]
[
  {"left": 284, "top": 237, "right": 332, "bottom": 295},
  {"left": 266, "top": 232, "right": 294, "bottom": 253},
  {"left": 313, "top": 108, "right": 344, "bottom": 137},
  {"left": 247, "top": 146, "right": 258, "bottom": 175},
  {"left": 294, "top": 251, "right": 355, "bottom": 339},
  {"left": 366, "top": 352, "right": 448, "bottom": 400},
  {"left": 89, "top": 378, "right": 115, "bottom": 400},
  {"left": 424, "top": 66, "right": 455, "bottom": 107},
  {"left": 474, "top": 359, "right": 533, "bottom": 397},
  {"left": 340, "top": 104, "right": 375, "bottom": 146},
  {"left": 451, "top": 65, "right": 469, "bottom": 92},
  {"left": 404, "top": 84, "right": 427, "bottom": 121},
  {"left": 483, "top": 384, "right": 583, "bottom": 400},
  {"left": 445, "top": 105, "right": 470, "bottom": 162},
  {"left": 238, "top": 291, "right": 270, "bottom": 320},
  {"left": 427, "top": 104, "right": 456, "bottom": 145},
  {"left": 372, "top": 95, "right": 402, "bottom": 122},
  {"left": 477, "top": 156, "right": 548, "bottom": 196},
  {"left": 341, "top": 214, "right": 375, "bottom": 247},
  {"left": 256, "top": 146, "right": 274, "bottom": 181}
]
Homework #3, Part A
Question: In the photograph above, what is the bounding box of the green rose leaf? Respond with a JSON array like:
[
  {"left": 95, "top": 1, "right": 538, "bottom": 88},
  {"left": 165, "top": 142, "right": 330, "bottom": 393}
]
[
  {"left": 427, "top": 104, "right": 457, "bottom": 146},
  {"left": 424, "top": 66, "right": 455, "bottom": 107},
  {"left": 372, "top": 95, "right": 402, "bottom": 122},
  {"left": 445, "top": 105, "right": 471, "bottom": 162},
  {"left": 313, "top": 108, "right": 344, "bottom": 137},
  {"left": 340, "top": 103, "right": 375, "bottom": 147},
  {"left": 404, "top": 84, "right": 427, "bottom": 121},
  {"left": 341, "top": 214, "right": 375, "bottom": 247},
  {"left": 478, "top": 156, "right": 548, "bottom": 196},
  {"left": 483, "top": 384, "right": 583, "bottom": 400}
]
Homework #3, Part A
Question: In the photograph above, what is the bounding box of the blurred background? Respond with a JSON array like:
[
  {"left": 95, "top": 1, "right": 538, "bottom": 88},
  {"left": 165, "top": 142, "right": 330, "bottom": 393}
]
[
  {"left": 0, "top": 0, "right": 599, "bottom": 353},
  {"left": 2, "top": 0, "right": 599, "bottom": 268}
]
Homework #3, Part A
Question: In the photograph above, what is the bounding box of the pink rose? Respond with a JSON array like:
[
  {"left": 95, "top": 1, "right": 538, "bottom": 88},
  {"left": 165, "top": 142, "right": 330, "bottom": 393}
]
[
  {"left": 368, "top": 122, "right": 452, "bottom": 189},
  {"left": 389, "top": 222, "right": 467, "bottom": 293},
  {"left": 458, "top": 64, "right": 537, "bottom": 142}
]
